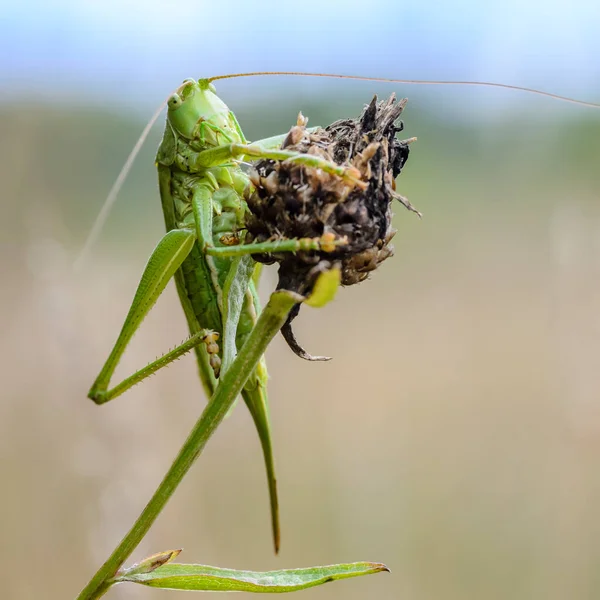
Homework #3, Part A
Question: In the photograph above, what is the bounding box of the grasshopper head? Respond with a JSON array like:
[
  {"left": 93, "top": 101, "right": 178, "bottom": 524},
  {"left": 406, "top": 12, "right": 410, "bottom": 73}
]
[{"left": 167, "top": 79, "right": 239, "bottom": 145}]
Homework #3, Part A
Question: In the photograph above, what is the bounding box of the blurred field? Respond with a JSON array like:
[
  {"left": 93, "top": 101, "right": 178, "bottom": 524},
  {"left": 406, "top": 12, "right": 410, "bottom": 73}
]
[{"left": 1, "top": 86, "right": 600, "bottom": 599}]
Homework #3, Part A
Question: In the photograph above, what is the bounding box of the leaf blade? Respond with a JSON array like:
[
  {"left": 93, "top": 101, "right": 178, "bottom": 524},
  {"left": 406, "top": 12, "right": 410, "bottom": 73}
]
[{"left": 116, "top": 561, "right": 389, "bottom": 593}]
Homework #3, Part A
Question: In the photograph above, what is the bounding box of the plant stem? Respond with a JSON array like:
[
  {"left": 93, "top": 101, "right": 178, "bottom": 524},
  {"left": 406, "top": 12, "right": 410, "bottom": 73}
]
[{"left": 76, "top": 290, "right": 300, "bottom": 600}]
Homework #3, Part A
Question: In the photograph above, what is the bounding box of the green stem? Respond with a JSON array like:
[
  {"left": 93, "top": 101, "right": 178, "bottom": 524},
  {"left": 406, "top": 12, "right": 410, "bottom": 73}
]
[{"left": 76, "top": 290, "right": 301, "bottom": 600}]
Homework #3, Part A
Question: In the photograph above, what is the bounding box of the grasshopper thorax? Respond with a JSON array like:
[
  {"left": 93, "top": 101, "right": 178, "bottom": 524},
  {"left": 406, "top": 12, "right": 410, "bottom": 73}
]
[{"left": 166, "top": 78, "right": 241, "bottom": 148}]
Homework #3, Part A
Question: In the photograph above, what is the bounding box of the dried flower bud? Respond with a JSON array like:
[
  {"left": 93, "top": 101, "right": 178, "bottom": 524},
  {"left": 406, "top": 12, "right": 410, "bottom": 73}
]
[{"left": 246, "top": 95, "right": 419, "bottom": 358}]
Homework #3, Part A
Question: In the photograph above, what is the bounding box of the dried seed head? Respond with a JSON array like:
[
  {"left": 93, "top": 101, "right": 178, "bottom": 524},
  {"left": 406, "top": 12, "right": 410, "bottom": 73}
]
[
  {"left": 247, "top": 94, "right": 416, "bottom": 291},
  {"left": 246, "top": 95, "right": 418, "bottom": 357}
]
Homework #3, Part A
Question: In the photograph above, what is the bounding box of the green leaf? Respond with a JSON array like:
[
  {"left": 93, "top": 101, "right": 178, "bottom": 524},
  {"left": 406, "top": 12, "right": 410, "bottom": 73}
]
[{"left": 115, "top": 561, "right": 389, "bottom": 593}]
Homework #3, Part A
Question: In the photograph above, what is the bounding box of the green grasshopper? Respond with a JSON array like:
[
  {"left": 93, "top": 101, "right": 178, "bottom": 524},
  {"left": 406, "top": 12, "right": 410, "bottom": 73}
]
[
  {"left": 85, "top": 72, "right": 600, "bottom": 555},
  {"left": 87, "top": 77, "right": 365, "bottom": 554}
]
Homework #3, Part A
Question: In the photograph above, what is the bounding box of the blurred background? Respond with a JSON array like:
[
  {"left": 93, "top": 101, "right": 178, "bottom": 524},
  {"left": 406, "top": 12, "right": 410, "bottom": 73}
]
[{"left": 1, "top": 1, "right": 600, "bottom": 598}]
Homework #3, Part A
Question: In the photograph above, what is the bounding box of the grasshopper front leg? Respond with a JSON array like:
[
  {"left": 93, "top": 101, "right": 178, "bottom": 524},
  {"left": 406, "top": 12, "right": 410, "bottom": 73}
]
[
  {"left": 206, "top": 233, "right": 348, "bottom": 259},
  {"left": 190, "top": 143, "right": 366, "bottom": 188},
  {"left": 89, "top": 228, "right": 218, "bottom": 405}
]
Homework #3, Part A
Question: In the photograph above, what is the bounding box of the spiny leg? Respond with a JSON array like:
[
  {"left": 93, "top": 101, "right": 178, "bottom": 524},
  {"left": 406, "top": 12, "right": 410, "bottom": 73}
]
[
  {"left": 93, "top": 331, "right": 220, "bottom": 405},
  {"left": 89, "top": 228, "right": 201, "bottom": 404},
  {"left": 191, "top": 142, "right": 366, "bottom": 188},
  {"left": 205, "top": 232, "right": 348, "bottom": 258}
]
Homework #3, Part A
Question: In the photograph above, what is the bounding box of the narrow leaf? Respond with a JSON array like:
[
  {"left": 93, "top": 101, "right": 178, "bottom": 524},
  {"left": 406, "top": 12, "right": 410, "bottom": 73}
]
[{"left": 116, "top": 561, "right": 389, "bottom": 593}]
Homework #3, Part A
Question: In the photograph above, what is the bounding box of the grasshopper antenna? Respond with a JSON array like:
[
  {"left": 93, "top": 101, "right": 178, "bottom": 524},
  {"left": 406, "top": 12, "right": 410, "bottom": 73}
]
[
  {"left": 209, "top": 71, "right": 600, "bottom": 110},
  {"left": 73, "top": 97, "right": 168, "bottom": 273}
]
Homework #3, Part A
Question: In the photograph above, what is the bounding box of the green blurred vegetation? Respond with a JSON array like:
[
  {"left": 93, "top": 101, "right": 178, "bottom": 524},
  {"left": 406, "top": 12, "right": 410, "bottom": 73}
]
[{"left": 1, "top": 90, "right": 600, "bottom": 600}]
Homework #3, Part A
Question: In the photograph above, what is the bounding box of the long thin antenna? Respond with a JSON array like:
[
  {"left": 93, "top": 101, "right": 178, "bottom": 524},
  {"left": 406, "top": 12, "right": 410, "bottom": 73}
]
[
  {"left": 209, "top": 71, "right": 600, "bottom": 110},
  {"left": 73, "top": 98, "right": 168, "bottom": 272}
]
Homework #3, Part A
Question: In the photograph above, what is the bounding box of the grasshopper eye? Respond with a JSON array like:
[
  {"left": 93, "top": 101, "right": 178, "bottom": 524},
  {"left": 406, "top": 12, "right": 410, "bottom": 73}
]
[{"left": 168, "top": 94, "right": 182, "bottom": 109}]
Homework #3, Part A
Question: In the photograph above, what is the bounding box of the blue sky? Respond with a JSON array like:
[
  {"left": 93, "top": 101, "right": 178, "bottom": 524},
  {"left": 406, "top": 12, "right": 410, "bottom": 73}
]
[{"left": 2, "top": 0, "right": 599, "bottom": 111}]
